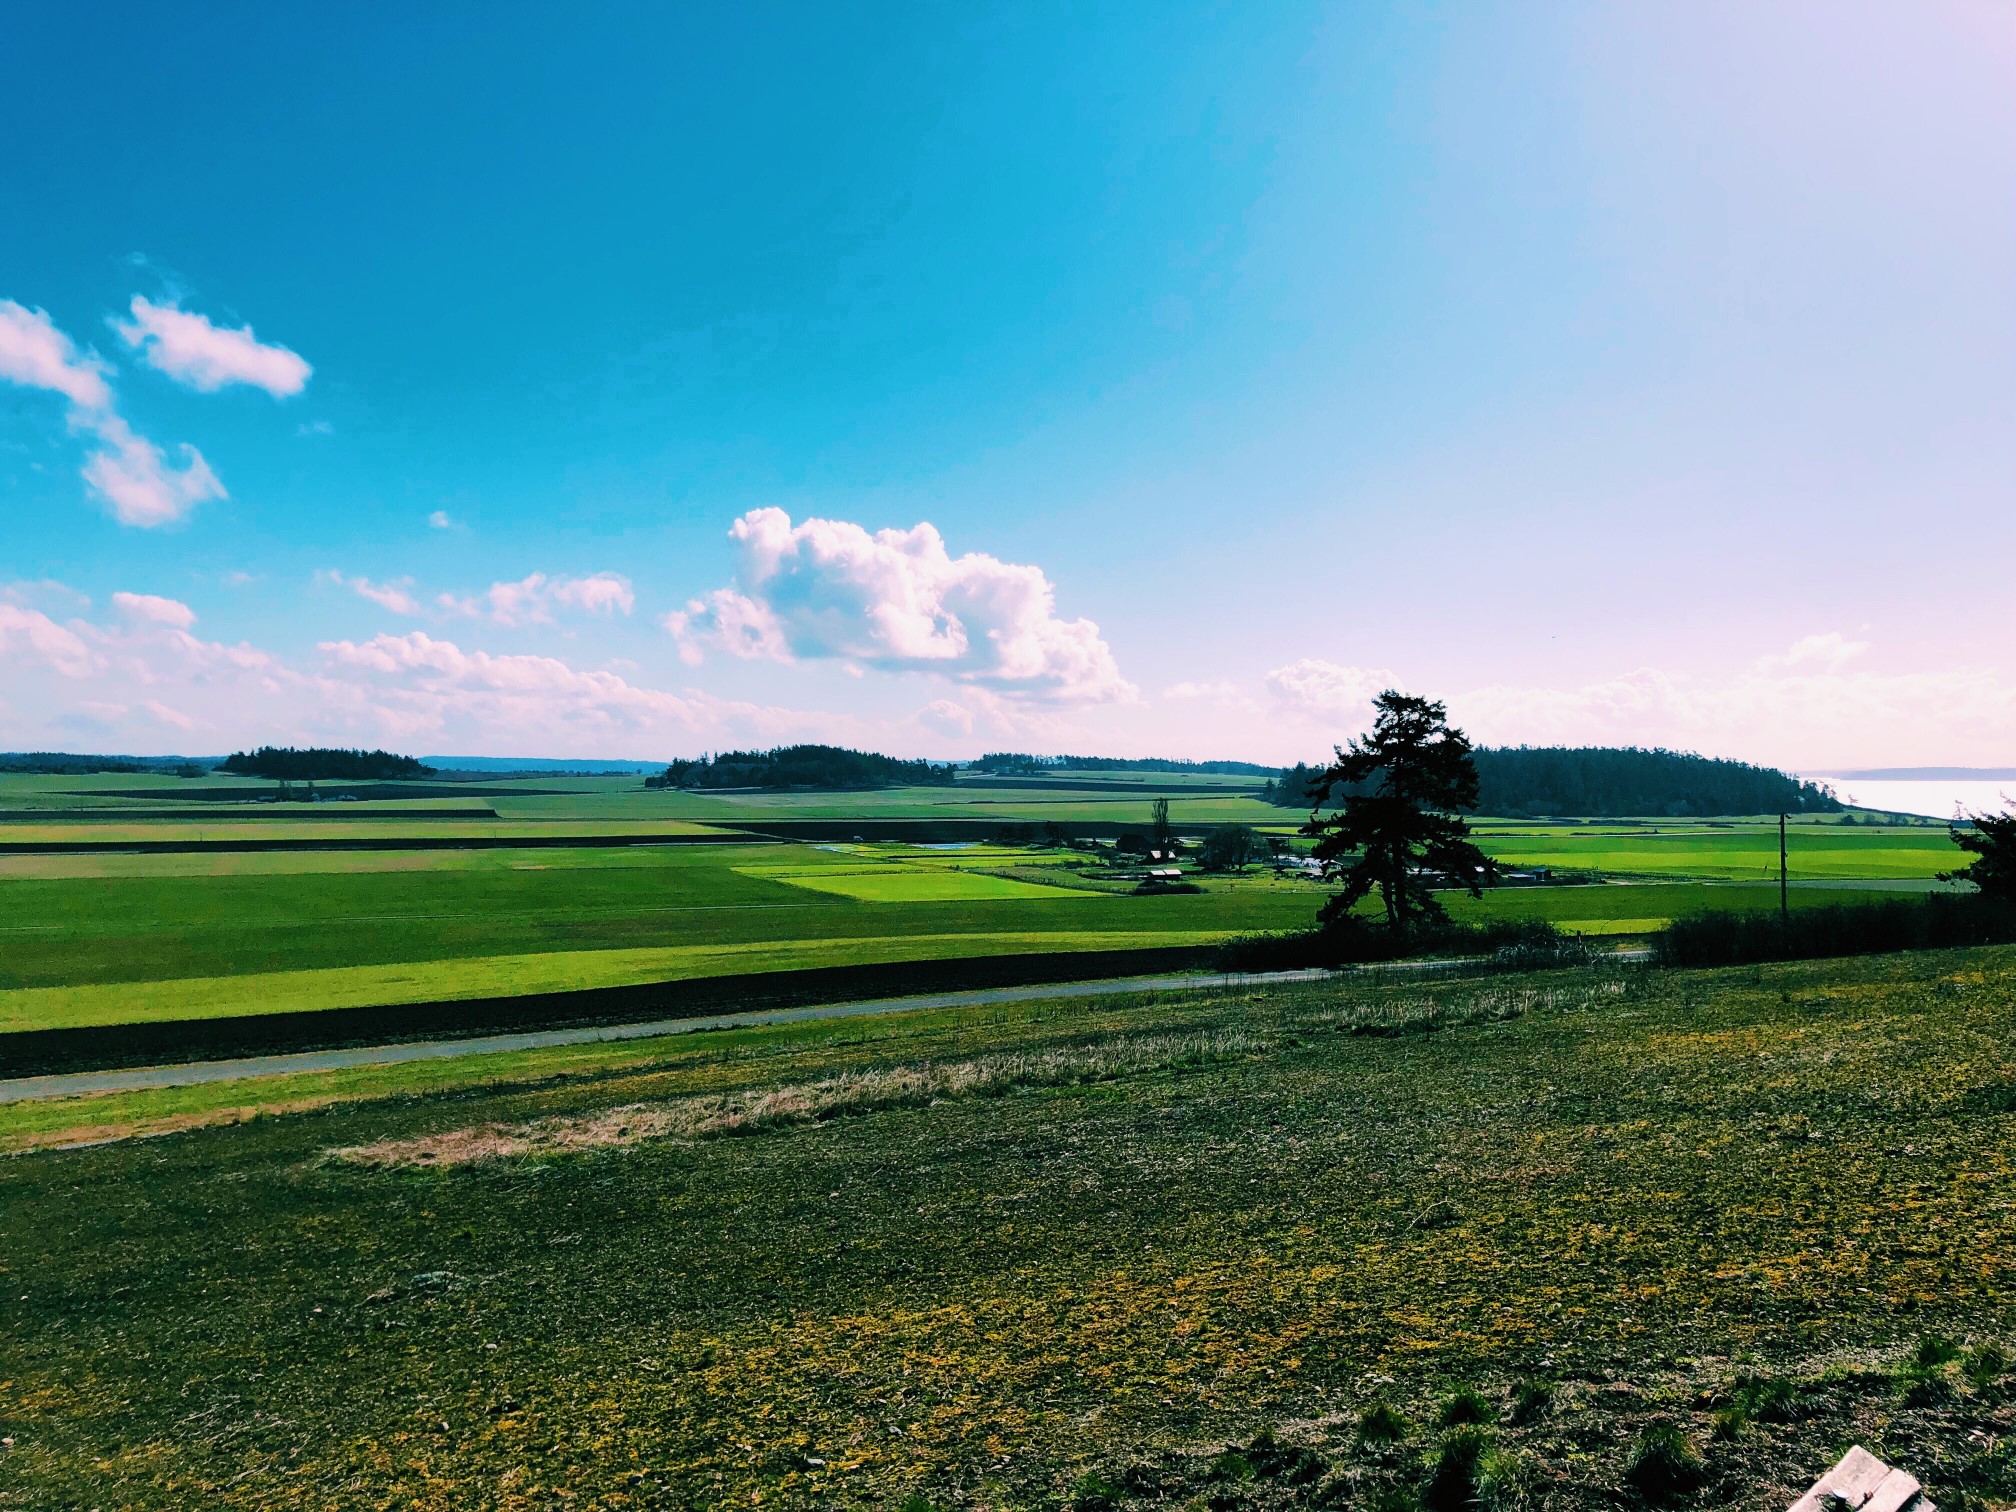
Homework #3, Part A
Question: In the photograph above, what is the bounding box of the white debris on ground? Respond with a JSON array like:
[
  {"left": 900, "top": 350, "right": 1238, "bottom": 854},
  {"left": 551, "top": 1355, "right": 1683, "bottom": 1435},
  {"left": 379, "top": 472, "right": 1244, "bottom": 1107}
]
[{"left": 1789, "top": 1446, "right": 1934, "bottom": 1512}]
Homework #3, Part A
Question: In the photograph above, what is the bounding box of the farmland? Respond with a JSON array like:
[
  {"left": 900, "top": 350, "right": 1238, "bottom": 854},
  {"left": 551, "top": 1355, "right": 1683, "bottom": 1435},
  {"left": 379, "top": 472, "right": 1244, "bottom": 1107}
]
[
  {"left": 7, "top": 948, "right": 2016, "bottom": 1509},
  {"left": 0, "top": 770, "right": 1956, "bottom": 1053}
]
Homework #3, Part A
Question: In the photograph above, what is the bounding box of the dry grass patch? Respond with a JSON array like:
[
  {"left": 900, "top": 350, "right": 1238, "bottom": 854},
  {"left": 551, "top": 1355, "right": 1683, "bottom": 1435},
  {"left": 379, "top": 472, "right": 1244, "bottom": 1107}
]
[{"left": 328, "top": 1028, "right": 1264, "bottom": 1168}]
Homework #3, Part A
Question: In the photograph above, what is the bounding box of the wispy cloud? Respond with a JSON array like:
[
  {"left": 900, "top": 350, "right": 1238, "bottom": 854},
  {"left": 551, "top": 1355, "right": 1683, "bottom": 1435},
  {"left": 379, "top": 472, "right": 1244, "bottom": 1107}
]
[
  {"left": 111, "top": 591, "right": 197, "bottom": 629},
  {"left": 80, "top": 414, "right": 225, "bottom": 527},
  {"left": 115, "top": 296, "right": 311, "bottom": 397},
  {"left": 440, "top": 571, "right": 635, "bottom": 625},
  {"left": 319, "top": 570, "right": 423, "bottom": 616},
  {"left": 668, "top": 508, "right": 1134, "bottom": 702},
  {"left": 428, "top": 509, "right": 455, "bottom": 530},
  {"left": 0, "top": 297, "right": 226, "bottom": 527},
  {"left": 0, "top": 300, "right": 111, "bottom": 409}
]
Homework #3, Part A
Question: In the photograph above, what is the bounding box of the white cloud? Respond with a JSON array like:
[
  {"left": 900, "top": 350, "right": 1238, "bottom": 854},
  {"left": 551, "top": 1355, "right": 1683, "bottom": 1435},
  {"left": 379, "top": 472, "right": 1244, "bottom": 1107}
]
[
  {"left": 0, "top": 587, "right": 834, "bottom": 756},
  {"left": 551, "top": 573, "right": 636, "bottom": 617},
  {"left": 0, "top": 603, "right": 96, "bottom": 678},
  {"left": 0, "top": 300, "right": 111, "bottom": 409},
  {"left": 115, "top": 296, "right": 312, "bottom": 397},
  {"left": 1263, "top": 659, "right": 1400, "bottom": 719},
  {"left": 918, "top": 698, "right": 976, "bottom": 738},
  {"left": 0, "top": 297, "right": 226, "bottom": 527},
  {"left": 319, "top": 571, "right": 423, "bottom": 616},
  {"left": 80, "top": 415, "right": 225, "bottom": 527},
  {"left": 428, "top": 510, "right": 454, "bottom": 530},
  {"left": 314, "top": 631, "right": 800, "bottom": 750},
  {"left": 111, "top": 591, "right": 197, "bottom": 630},
  {"left": 440, "top": 571, "right": 635, "bottom": 626},
  {"left": 1758, "top": 630, "right": 1870, "bottom": 673},
  {"left": 296, "top": 419, "right": 334, "bottom": 437},
  {"left": 670, "top": 508, "right": 1134, "bottom": 702}
]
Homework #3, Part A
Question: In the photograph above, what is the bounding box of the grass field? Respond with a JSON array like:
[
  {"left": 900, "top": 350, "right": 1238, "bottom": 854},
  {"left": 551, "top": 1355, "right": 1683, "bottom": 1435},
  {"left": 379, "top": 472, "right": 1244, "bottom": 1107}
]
[
  {"left": 8, "top": 947, "right": 2016, "bottom": 1509},
  {"left": 0, "top": 773, "right": 1965, "bottom": 1045},
  {"left": 1471, "top": 823, "right": 1956, "bottom": 881}
]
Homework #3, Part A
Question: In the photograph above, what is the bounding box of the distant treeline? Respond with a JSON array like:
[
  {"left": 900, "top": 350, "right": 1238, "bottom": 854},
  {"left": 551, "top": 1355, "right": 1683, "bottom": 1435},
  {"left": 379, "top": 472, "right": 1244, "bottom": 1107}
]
[
  {"left": 220, "top": 747, "right": 433, "bottom": 781},
  {"left": 974, "top": 753, "right": 1277, "bottom": 777},
  {"left": 1265, "top": 745, "right": 1843, "bottom": 818},
  {"left": 647, "top": 744, "right": 956, "bottom": 790},
  {"left": 0, "top": 752, "right": 210, "bottom": 775}
]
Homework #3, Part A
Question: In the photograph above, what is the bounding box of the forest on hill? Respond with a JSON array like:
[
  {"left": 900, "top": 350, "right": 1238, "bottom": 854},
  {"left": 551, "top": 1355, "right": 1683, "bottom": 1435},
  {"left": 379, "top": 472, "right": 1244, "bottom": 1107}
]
[
  {"left": 0, "top": 752, "right": 210, "bottom": 775},
  {"left": 647, "top": 744, "right": 956, "bottom": 790},
  {"left": 1265, "top": 745, "right": 1843, "bottom": 817},
  {"left": 219, "top": 747, "right": 433, "bottom": 781},
  {"left": 974, "top": 753, "right": 1278, "bottom": 777}
]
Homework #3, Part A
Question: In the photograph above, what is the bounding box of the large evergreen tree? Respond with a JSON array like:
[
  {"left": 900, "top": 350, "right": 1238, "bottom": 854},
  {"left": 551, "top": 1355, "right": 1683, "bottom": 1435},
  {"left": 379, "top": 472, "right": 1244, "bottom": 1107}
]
[
  {"left": 1942, "top": 808, "right": 2016, "bottom": 902},
  {"left": 1303, "top": 691, "right": 1490, "bottom": 937}
]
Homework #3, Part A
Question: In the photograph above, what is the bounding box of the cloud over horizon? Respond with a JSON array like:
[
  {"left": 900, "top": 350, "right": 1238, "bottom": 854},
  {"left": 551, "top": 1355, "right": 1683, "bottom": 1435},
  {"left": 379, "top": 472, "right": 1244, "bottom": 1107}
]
[{"left": 669, "top": 508, "right": 1135, "bottom": 702}]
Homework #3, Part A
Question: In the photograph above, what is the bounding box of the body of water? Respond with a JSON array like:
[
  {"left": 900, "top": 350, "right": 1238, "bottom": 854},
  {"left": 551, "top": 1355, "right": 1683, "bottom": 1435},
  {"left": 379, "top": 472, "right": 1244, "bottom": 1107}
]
[{"left": 1803, "top": 777, "right": 2016, "bottom": 820}]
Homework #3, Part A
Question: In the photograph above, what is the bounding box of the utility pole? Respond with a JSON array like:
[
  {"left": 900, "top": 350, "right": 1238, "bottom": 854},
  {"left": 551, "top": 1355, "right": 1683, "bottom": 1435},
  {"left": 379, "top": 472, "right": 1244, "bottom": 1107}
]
[{"left": 1779, "top": 812, "right": 1790, "bottom": 929}]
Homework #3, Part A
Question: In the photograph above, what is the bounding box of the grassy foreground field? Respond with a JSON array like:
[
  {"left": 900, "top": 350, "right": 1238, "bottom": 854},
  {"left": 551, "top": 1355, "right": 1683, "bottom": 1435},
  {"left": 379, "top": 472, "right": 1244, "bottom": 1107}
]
[{"left": 7, "top": 947, "right": 2016, "bottom": 1510}]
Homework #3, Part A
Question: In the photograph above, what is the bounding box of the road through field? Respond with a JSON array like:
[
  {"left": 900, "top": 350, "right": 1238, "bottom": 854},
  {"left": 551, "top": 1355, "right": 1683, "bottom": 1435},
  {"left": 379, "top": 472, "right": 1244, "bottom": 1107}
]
[{"left": 0, "top": 952, "right": 1652, "bottom": 1103}]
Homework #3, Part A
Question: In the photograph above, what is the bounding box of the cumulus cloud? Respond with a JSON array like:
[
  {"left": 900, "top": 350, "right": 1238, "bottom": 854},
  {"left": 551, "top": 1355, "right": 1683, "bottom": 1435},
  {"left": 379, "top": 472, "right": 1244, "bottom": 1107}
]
[
  {"left": 111, "top": 591, "right": 198, "bottom": 629},
  {"left": 428, "top": 510, "right": 454, "bottom": 530},
  {"left": 440, "top": 571, "right": 635, "bottom": 626},
  {"left": 320, "top": 571, "right": 423, "bottom": 616},
  {"left": 551, "top": 573, "right": 636, "bottom": 616},
  {"left": 0, "top": 297, "right": 226, "bottom": 527},
  {"left": 1758, "top": 630, "right": 1870, "bottom": 673},
  {"left": 0, "top": 603, "right": 96, "bottom": 679},
  {"left": 0, "top": 584, "right": 847, "bottom": 756},
  {"left": 80, "top": 415, "right": 226, "bottom": 527},
  {"left": 0, "top": 300, "right": 112, "bottom": 409},
  {"left": 1263, "top": 659, "right": 1400, "bottom": 720},
  {"left": 669, "top": 508, "right": 1134, "bottom": 702},
  {"left": 115, "top": 296, "right": 312, "bottom": 397}
]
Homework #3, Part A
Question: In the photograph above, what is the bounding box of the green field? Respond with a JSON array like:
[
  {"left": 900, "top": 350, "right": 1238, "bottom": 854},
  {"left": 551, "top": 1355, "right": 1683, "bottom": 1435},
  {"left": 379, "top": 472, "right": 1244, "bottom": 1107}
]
[
  {"left": 0, "top": 772, "right": 1962, "bottom": 1042},
  {"left": 8, "top": 948, "right": 2016, "bottom": 1508}
]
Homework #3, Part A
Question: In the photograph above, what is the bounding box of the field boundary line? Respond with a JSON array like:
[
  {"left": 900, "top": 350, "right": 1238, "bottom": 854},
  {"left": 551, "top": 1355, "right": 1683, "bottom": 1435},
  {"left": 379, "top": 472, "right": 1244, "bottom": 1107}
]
[{"left": 0, "top": 969, "right": 1340, "bottom": 1103}]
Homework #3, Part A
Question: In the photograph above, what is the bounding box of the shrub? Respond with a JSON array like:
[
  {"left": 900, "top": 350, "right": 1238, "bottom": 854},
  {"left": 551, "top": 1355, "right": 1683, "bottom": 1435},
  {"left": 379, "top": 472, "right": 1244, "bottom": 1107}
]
[
  {"left": 1239, "top": 1430, "right": 1327, "bottom": 1486},
  {"left": 1071, "top": 1469, "right": 1124, "bottom": 1511},
  {"left": 1737, "top": 1373, "right": 1805, "bottom": 1423},
  {"left": 1422, "top": 1428, "right": 1493, "bottom": 1512},
  {"left": 1967, "top": 1340, "right": 2008, "bottom": 1388},
  {"left": 1713, "top": 1374, "right": 1807, "bottom": 1438},
  {"left": 1901, "top": 1371, "right": 1958, "bottom": 1408},
  {"left": 1653, "top": 894, "right": 2016, "bottom": 968},
  {"left": 1216, "top": 917, "right": 1585, "bottom": 974},
  {"left": 1623, "top": 1424, "right": 1705, "bottom": 1503},
  {"left": 1915, "top": 1335, "right": 1964, "bottom": 1369},
  {"left": 1439, "top": 1387, "right": 1498, "bottom": 1426},
  {"left": 1509, "top": 1377, "right": 1554, "bottom": 1425},
  {"left": 1358, "top": 1400, "right": 1410, "bottom": 1443}
]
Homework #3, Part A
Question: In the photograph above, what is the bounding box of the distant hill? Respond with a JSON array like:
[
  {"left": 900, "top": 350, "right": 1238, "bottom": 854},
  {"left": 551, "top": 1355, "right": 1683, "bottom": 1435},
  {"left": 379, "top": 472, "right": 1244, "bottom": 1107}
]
[
  {"left": 422, "top": 756, "right": 666, "bottom": 775},
  {"left": 974, "top": 753, "right": 1277, "bottom": 778},
  {"left": 0, "top": 751, "right": 217, "bottom": 775},
  {"left": 648, "top": 744, "right": 956, "bottom": 791},
  {"left": 1265, "top": 745, "right": 1842, "bottom": 817}
]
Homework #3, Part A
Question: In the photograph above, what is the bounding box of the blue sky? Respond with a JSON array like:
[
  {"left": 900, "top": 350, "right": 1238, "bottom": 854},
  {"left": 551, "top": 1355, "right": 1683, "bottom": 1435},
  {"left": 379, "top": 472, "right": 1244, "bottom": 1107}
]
[{"left": 3, "top": 2, "right": 2012, "bottom": 766}]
